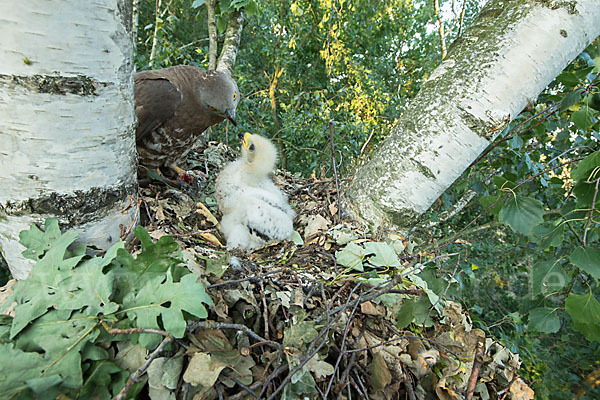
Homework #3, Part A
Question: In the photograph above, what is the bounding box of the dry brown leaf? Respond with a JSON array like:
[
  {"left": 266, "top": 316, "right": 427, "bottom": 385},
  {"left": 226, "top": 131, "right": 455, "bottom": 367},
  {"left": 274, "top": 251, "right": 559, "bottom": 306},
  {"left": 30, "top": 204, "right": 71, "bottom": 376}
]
[
  {"left": 154, "top": 204, "right": 166, "bottom": 221},
  {"left": 0, "top": 279, "right": 17, "bottom": 316},
  {"left": 303, "top": 214, "right": 331, "bottom": 239},
  {"left": 328, "top": 202, "right": 338, "bottom": 216},
  {"left": 510, "top": 377, "right": 535, "bottom": 400},
  {"left": 149, "top": 229, "right": 168, "bottom": 241},
  {"left": 196, "top": 202, "right": 219, "bottom": 226},
  {"left": 198, "top": 232, "right": 223, "bottom": 247},
  {"left": 360, "top": 301, "right": 382, "bottom": 316},
  {"left": 370, "top": 352, "right": 392, "bottom": 391}
]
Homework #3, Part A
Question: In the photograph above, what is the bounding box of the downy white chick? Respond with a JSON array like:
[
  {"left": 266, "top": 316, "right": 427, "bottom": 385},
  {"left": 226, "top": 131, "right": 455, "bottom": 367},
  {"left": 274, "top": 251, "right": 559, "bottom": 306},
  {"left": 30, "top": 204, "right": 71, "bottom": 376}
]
[{"left": 216, "top": 133, "right": 295, "bottom": 249}]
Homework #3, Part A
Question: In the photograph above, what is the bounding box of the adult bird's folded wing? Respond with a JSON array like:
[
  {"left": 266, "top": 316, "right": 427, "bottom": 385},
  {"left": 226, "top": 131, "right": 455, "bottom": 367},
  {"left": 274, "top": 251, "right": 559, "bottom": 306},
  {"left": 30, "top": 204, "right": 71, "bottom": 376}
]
[{"left": 134, "top": 75, "right": 182, "bottom": 142}]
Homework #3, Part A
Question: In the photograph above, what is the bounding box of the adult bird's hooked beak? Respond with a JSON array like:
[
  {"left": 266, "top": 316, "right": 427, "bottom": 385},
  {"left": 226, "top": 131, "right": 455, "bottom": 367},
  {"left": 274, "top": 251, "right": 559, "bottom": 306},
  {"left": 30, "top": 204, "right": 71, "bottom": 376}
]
[{"left": 224, "top": 108, "right": 237, "bottom": 126}]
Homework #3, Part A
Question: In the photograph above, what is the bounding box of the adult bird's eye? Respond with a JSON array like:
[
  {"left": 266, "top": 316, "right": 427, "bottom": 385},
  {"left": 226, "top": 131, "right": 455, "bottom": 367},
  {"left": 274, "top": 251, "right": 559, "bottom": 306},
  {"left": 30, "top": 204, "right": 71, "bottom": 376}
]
[
  {"left": 208, "top": 105, "right": 216, "bottom": 111},
  {"left": 233, "top": 92, "right": 237, "bottom": 101},
  {"left": 249, "top": 144, "right": 255, "bottom": 151}
]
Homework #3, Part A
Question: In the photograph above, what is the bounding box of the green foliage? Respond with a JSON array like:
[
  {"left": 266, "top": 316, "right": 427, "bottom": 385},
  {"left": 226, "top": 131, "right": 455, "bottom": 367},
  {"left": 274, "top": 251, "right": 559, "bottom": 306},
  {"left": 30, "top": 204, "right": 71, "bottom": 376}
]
[
  {"left": 0, "top": 219, "right": 212, "bottom": 398},
  {"left": 135, "top": 0, "right": 485, "bottom": 176},
  {"left": 435, "top": 40, "right": 600, "bottom": 399}
]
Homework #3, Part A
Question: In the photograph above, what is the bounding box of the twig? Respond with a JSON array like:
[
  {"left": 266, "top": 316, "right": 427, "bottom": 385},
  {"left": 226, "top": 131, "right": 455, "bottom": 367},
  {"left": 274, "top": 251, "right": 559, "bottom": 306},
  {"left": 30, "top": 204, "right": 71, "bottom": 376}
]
[
  {"left": 207, "top": 269, "right": 285, "bottom": 289},
  {"left": 221, "top": 371, "right": 260, "bottom": 399},
  {"left": 120, "top": 194, "right": 141, "bottom": 240},
  {"left": 228, "top": 382, "right": 264, "bottom": 400},
  {"left": 352, "top": 370, "right": 370, "bottom": 400},
  {"left": 465, "top": 336, "right": 485, "bottom": 400},
  {"left": 113, "top": 334, "right": 173, "bottom": 400},
  {"left": 583, "top": 177, "right": 600, "bottom": 246},
  {"left": 189, "top": 321, "right": 281, "bottom": 350},
  {"left": 101, "top": 320, "right": 170, "bottom": 338},
  {"left": 259, "top": 279, "right": 270, "bottom": 340},
  {"left": 329, "top": 121, "right": 343, "bottom": 224}
]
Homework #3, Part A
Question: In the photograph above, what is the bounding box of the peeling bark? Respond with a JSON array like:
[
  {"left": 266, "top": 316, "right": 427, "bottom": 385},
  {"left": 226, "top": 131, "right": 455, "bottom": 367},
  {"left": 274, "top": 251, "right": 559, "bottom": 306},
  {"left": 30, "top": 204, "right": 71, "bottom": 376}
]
[
  {"left": 207, "top": 0, "right": 218, "bottom": 70},
  {"left": 216, "top": 8, "right": 245, "bottom": 75},
  {"left": 0, "top": 0, "right": 138, "bottom": 279},
  {"left": 343, "top": 0, "right": 600, "bottom": 231}
]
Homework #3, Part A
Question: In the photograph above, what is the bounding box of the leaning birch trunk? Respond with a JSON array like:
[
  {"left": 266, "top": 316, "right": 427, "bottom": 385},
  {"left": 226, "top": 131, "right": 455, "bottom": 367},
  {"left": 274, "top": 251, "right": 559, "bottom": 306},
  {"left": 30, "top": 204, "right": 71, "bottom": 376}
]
[
  {"left": 0, "top": 0, "right": 138, "bottom": 280},
  {"left": 343, "top": 0, "right": 600, "bottom": 231}
]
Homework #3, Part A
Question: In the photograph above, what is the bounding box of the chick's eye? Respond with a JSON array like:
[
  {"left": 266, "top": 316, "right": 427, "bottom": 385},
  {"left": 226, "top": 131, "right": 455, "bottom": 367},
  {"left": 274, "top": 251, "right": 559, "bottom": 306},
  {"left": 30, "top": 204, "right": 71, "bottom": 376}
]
[
  {"left": 208, "top": 105, "right": 216, "bottom": 111},
  {"left": 233, "top": 92, "right": 237, "bottom": 101},
  {"left": 249, "top": 144, "right": 255, "bottom": 151}
]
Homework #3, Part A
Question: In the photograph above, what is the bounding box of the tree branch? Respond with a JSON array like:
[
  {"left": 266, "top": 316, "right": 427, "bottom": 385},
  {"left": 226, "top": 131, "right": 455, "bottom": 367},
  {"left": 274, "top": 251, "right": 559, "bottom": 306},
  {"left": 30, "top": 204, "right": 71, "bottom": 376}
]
[
  {"left": 113, "top": 334, "right": 173, "bottom": 400},
  {"left": 216, "top": 8, "right": 245, "bottom": 75},
  {"left": 207, "top": 0, "right": 218, "bottom": 70}
]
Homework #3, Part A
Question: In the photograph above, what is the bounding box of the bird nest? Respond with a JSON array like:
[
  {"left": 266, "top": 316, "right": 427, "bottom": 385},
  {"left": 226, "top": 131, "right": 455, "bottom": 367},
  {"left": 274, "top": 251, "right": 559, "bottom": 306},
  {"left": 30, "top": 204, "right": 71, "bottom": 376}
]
[{"left": 126, "top": 142, "right": 534, "bottom": 399}]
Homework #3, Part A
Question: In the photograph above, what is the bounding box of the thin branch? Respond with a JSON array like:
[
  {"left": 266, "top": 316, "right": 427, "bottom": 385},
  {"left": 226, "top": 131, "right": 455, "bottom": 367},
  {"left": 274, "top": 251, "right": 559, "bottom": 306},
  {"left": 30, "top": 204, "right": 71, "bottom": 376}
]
[
  {"left": 216, "top": 8, "right": 245, "bottom": 75},
  {"left": 329, "top": 121, "right": 342, "bottom": 224},
  {"left": 189, "top": 321, "right": 281, "bottom": 350},
  {"left": 433, "top": 0, "right": 447, "bottom": 59},
  {"left": 207, "top": 269, "right": 285, "bottom": 289},
  {"left": 583, "top": 177, "right": 600, "bottom": 246},
  {"left": 149, "top": 0, "right": 162, "bottom": 68},
  {"left": 465, "top": 337, "right": 485, "bottom": 400},
  {"left": 113, "top": 334, "right": 173, "bottom": 400},
  {"left": 207, "top": 0, "right": 218, "bottom": 70}
]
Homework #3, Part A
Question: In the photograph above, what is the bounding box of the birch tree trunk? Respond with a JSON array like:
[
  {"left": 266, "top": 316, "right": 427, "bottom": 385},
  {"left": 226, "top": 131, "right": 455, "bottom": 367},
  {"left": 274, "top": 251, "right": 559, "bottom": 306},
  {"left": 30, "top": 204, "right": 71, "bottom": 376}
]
[
  {"left": 0, "top": 0, "right": 137, "bottom": 280},
  {"left": 207, "top": 0, "right": 218, "bottom": 70},
  {"left": 216, "top": 9, "right": 245, "bottom": 75},
  {"left": 343, "top": 0, "right": 600, "bottom": 231}
]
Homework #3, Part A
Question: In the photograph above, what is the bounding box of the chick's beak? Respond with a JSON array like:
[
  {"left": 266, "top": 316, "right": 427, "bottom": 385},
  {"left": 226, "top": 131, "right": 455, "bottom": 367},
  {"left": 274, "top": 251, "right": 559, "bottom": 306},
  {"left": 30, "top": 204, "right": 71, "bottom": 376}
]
[
  {"left": 242, "top": 133, "right": 252, "bottom": 150},
  {"left": 224, "top": 108, "right": 237, "bottom": 126}
]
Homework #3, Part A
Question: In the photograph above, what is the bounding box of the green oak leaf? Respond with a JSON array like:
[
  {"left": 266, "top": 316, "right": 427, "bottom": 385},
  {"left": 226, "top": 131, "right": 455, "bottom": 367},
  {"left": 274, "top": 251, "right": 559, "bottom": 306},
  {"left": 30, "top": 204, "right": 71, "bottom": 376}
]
[{"left": 123, "top": 271, "right": 212, "bottom": 347}]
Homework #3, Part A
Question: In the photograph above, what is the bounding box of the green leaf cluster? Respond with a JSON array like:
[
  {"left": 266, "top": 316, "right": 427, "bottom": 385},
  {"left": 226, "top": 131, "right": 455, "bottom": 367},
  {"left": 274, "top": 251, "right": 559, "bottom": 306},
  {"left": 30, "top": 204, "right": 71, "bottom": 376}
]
[{"left": 0, "top": 220, "right": 212, "bottom": 398}]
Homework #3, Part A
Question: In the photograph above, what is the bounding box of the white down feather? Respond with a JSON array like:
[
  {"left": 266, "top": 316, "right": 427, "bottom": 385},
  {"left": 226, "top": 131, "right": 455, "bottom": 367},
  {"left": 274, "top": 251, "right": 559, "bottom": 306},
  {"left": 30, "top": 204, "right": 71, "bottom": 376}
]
[{"left": 216, "top": 133, "right": 295, "bottom": 249}]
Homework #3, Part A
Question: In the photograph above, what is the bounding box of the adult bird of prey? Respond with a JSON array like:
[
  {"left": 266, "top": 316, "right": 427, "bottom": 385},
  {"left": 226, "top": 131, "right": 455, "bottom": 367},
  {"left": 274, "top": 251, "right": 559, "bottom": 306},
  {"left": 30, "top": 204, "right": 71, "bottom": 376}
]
[
  {"left": 216, "top": 133, "right": 295, "bottom": 249},
  {"left": 134, "top": 65, "right": 240, "bottom": 179}
]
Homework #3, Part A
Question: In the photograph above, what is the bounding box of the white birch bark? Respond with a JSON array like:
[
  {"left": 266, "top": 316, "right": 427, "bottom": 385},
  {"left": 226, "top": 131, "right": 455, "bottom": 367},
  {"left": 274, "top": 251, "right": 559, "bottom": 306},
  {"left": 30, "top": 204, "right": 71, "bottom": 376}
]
[
  {"left": 207, "top": 0, "right": 218, "bottom": 70},
  {"left": 0, "top": 0, "right": 138, "bottom": 279},
  {"left": 343, "top": 0, "right": 600, "bottom": 231},
  {"left": 216, "top": 9, "right": 245, "bottom": 75}
]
